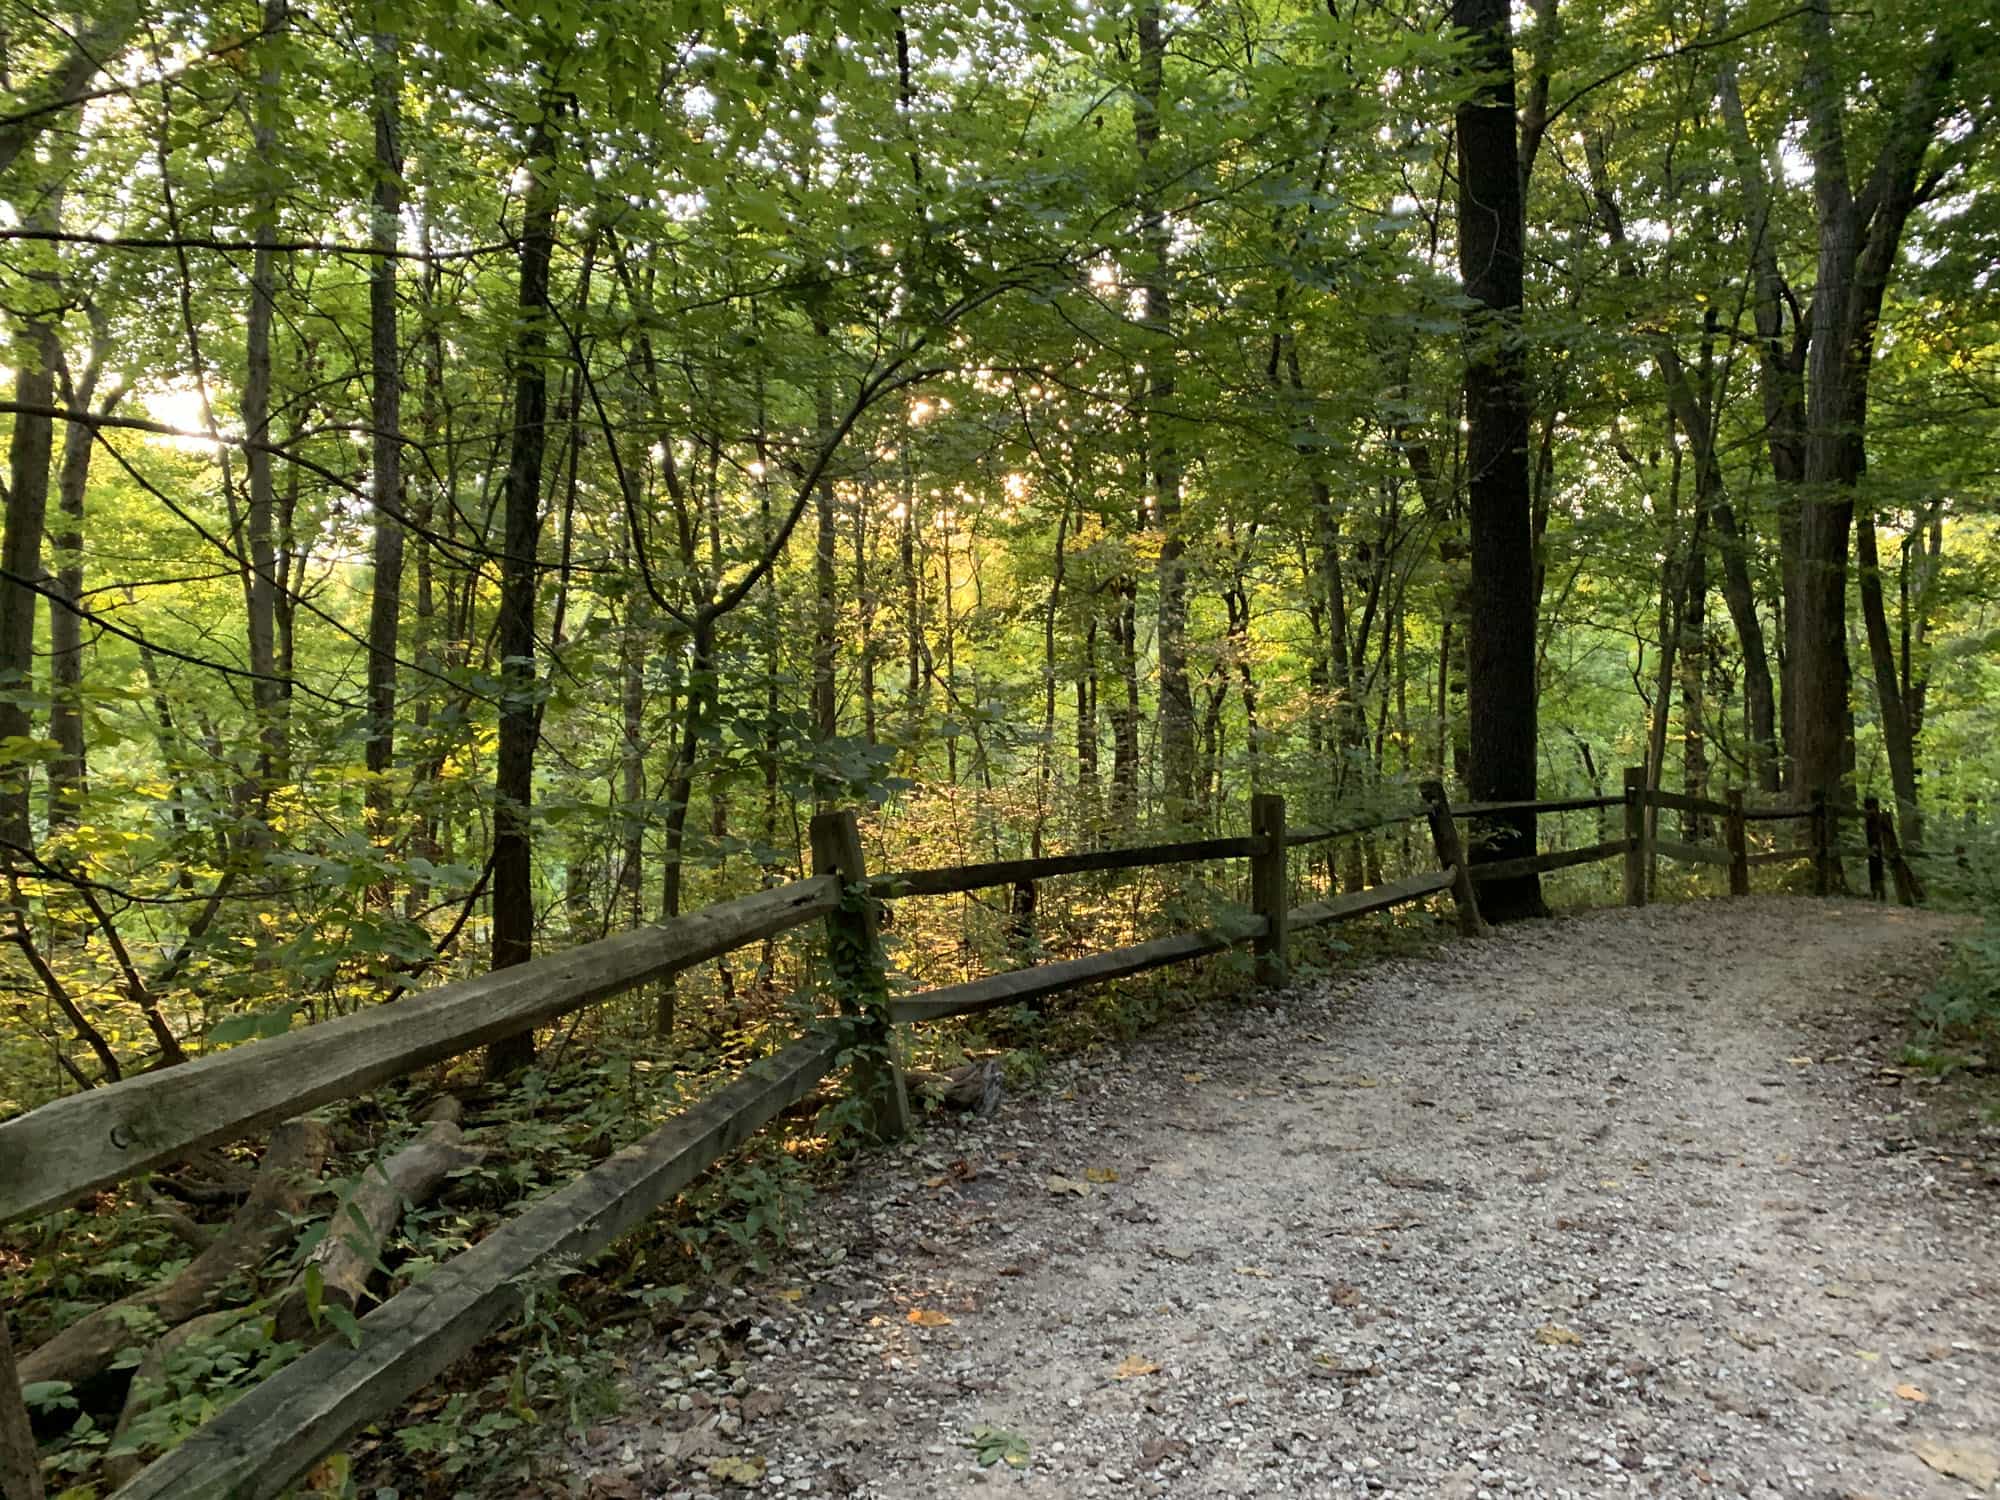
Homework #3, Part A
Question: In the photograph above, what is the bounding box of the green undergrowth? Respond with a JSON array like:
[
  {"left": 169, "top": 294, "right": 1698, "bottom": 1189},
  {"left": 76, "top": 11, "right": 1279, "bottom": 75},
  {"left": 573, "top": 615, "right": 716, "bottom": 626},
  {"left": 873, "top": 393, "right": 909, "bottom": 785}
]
[{"left": 1903, "top": 831, "right": 2000, "bottom": 1126}]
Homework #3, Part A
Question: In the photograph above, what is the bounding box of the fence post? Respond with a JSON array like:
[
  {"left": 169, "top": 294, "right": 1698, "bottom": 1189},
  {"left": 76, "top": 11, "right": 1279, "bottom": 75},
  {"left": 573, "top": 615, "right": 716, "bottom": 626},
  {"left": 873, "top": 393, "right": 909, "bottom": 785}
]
[
  {"left": 1, "top": 1312, "right": 43, "bottom": 1500},
  {"left": 1622, "top": 766, "right": 1647, "bottom": 908},
  {"left": 1725, "top": 788, "right": 1749, "bottom": 898},
  {"left": 1864, "top": 796, "right": 1887, "bottom": 901},
  {"left": 809, "top": 810, "right": 911, "bottom": 1141},
  {"left": 1248, "top": 793, "right": 1289, "bottom": 987},
  {"left": 1419, "top": 780, "right": 1484, "bottom": 936},
  {"left": 1811, "top": 788, "right": 1833, "bottom": 896},
  {"left": 1879, "top": 808, "right": 1922, "bottom": 908}
]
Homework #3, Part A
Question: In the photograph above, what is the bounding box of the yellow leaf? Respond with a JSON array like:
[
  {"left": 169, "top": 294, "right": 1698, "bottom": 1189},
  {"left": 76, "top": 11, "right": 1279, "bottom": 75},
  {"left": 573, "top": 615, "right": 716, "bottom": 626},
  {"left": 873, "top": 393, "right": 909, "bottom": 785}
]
[
  {"left": 1182, "top": 1072, "right": 1204, "bottom": 1084},
  {"left": 1914, "top": 1442, "right": 2000, "bottom": 1487},
  {"left": 1534, "top": 1325, "right": 1583, "bottom": 1347},
  {"left": 774, "top": 1288, "right": 804, "bottom": 1303},
  {"left": 706, "top": 1455, "right": 766, "bottom": 1486},
  {"left": 1114, "top": 1355, "right": 1160, "bottom": 1379},
  {"left": 907, "top": 1308, "right": 953, "bottom": 1327},
  {"left": 1084, "top": 1167, "right": 1119, "bottom": 1184},
  {"left": 1895, "top": 1384, "right": 1929, "bottom": 1403}
]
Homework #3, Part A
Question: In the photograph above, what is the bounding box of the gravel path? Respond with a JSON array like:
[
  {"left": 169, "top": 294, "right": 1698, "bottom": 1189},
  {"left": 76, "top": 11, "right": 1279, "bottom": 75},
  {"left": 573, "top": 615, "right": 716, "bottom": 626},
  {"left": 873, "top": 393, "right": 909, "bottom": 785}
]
[{"left": 600, "top": 898, "right": 1999, "bottom": 1500}]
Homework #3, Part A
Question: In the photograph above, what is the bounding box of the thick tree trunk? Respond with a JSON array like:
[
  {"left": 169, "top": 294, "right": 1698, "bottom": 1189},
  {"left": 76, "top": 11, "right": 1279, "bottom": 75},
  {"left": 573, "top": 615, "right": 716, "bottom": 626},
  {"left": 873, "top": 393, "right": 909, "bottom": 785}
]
[
  {"left": 1451, "top": 0, "right": 1544, "bottom": 920},
  {"left": 1791, "top": 2, "right": 1953, "bottom": 823},
  {"left": 484, "top": 109, "right": 557, "bottom": 1079}
]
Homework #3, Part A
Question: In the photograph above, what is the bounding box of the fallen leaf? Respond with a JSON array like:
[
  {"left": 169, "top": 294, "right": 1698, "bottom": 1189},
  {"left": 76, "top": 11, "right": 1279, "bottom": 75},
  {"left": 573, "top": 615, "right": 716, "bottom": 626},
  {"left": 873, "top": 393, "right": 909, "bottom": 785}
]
[
  {"left": 1182, "top": 1072, "right": 1204, "bottom": 1084},
  {"left": 907, "top": 1308, "right": 953, "bottom": 1327},
  {"left": 923, "top": 1175, "right": 948, "bottom": 1189},
  {"left": 1854, "top": 1350, "right": 1882, "bottom": 1363},
  {"left": 706, "top": 1455, "right": 767, "bottom": 1486},
  {"left": 740, "top": 1389, "right": 785, "bottom": 1420},
  {"left": 1084, "top": 1166, "right": 1119, "bottom": 1184},
  {"left": 773, "top": 1288, "right": 804, "bottom": 1303},
  {"left": 1043, "top": 1174, "right": 1090, "bottom": 1197},
  {"left": 1913, "top": 1442, "right": 1999, "bottom": 1487},
  {"left": 1114, "top": 1355, "right": 1160, "bottom": 1379},
  {"left": 1894, "top": 1383, "right": 1928, "bottom": 1403},
  {"left": 1351, "top": 1075, "right": 1381, "bottom": 1088},
  {"left": 1534, "top": 1325, "right": 1583, "bottom": 1347}
]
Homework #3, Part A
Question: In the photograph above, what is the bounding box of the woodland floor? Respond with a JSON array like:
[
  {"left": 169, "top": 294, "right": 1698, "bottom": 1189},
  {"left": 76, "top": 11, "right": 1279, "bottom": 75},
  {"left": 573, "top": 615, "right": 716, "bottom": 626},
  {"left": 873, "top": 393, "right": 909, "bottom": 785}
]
[{"left": 578, "top": 898, "right": 2000, "bottom": 1500}]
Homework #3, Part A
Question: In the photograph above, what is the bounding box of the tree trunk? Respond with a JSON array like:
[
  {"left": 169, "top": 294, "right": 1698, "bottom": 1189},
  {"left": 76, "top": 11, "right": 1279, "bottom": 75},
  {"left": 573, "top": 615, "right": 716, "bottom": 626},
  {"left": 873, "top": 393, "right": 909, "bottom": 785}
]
[
  {"left": 1856, "top": 502, "right": 1921, "bottom": 848},
  {"left": 47, "top": 318, "right": 123, "bottom": 831},
  {"left": 0, "top": 183, "right": 63, "bottom": 852},
  {"left": 241, "top": 0, "right": 290, "bottom": 783},
  {"left": 1135, "top": 2, "right": 1194, "bottom": 820},
  {"left": 812, "top": 347, "right": 838, "bottom": 751},
  {"left": 1451, "top": 0, "right": 1544, "bottom": 920},
  {"left": 364, "top": 19, "right": 405, "bottom": 866},
  {"left": 484, "top": 108, "right": 557, "bottom": 1079}
]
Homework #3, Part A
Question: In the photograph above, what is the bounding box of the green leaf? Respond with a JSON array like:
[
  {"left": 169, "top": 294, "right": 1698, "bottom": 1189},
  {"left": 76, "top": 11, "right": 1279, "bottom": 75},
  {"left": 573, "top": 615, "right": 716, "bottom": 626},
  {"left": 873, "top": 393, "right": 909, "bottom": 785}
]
[{"left": 322, "top": 1303, "right": 364, "bottom": 1349}]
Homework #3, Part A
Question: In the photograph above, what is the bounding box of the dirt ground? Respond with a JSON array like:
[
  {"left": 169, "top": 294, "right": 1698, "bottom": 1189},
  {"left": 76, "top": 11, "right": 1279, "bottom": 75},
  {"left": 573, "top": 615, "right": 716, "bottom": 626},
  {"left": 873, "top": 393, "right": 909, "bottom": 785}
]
[{"left": 587, "top": 897, "right": 1999, "bottom": 1500}]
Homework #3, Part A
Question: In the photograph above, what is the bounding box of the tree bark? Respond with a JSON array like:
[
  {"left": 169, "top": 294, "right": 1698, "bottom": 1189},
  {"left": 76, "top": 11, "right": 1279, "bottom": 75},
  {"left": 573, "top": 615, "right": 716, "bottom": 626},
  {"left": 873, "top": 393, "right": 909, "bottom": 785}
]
[
  {"left": 47, "top": 317, "right": 124, "bottom": 831},
  {"left": 1135, "top": 1, "right": 1194, "bottom": 820},
  {"left": 364, "top": 19, "right": 405, "bottom": 865},
  {"left": 1451, "top": 0, "right": 1544, "bottom": 920},
  {"left": 0, "top": 1312, "right": 42, "bottom": 1500},
  {"left": 240, "top": 0, "right": 290, "bottom": 783},
  {"left": 0, "top": 176, "right": 63, "bottom": 852},
  {"left": 484, "top": 107, "right": 558, "bottom": 1079}
]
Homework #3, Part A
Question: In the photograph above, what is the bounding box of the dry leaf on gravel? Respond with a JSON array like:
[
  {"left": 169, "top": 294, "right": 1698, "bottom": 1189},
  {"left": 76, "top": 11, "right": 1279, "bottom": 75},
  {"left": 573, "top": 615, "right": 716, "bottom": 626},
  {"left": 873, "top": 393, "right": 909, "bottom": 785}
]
[
  {"left": 1893, "top": 1383, "right": 1928, "bottom": 1403},
  {"left": 706, "top": 1455, "right": 767, "bottom": 1486},
  {"left": 1114, "top": 1355, "right": 1161, "bottom": 1379},
  {"left": 1913, "top": 1442, "right": 1999, "bottom": 1487},
  {"left": 1044, "top": 1174, "right": 1091, "bottom": 1197},
  {"left": 1085, "top": 1166, "right": 1119, "bottom": 1183},
  {"left": 1534, "top": 1325, "right": 1583, "bottom": 1347},
  {"left": 907, "top": 1308, "right": 953, "bottom": 1327}
]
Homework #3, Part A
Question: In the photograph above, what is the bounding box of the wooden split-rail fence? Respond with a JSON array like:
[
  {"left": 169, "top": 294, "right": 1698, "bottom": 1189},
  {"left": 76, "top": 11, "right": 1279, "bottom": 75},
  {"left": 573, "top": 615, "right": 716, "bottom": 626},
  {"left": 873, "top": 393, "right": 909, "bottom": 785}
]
[{"left": 0, "top": 772, "right": 1920, "bottom": 1499}]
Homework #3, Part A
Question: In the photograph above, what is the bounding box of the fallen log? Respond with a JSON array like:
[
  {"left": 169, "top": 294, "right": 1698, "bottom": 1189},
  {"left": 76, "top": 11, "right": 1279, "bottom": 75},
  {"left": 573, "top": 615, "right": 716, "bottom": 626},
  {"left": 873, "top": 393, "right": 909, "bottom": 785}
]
[
  {"left": 16, "top": 1120, "right": 329, "bottom": 1392},
  {"left": 271, "top": 1108, "right": 481, "bottom": 1344}
]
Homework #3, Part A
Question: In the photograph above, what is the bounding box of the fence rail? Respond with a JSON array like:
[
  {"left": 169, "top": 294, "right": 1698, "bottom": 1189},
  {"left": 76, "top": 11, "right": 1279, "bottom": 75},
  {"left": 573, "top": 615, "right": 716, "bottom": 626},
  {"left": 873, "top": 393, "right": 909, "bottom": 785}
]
[{"left": 0, "top": 769, "right": 1923, "bottom": 1500}]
